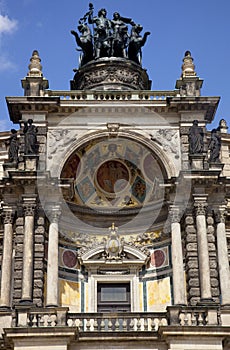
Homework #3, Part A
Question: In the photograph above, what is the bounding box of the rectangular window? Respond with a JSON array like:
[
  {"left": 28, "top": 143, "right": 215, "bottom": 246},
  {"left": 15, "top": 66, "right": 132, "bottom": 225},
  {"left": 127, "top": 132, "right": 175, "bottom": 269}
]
[{"left": 97, "top": 283, "right": 130, "bottom": 312}]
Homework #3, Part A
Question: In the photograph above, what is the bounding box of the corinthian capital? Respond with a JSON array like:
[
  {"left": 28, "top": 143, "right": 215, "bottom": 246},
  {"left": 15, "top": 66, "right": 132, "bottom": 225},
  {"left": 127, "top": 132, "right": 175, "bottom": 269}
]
[
  {"left": 2, "top": 209, "right": 15, "bottom": 225},
  {"left": 193, "top": 196, "right": 208, "bottom": 216},
  {"left": 169, "top": 206, "right": 181, "bottom": 223},
  {"left": 214, "top": 207, "right": 227, "bottom": 224},
  {"left": 47, "top": 206, "right": 61, "bottom": 224}
]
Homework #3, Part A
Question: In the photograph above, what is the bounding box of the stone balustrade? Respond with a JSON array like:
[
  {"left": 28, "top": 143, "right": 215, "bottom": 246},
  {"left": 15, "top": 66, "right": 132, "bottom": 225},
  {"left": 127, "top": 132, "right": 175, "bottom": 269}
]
[
  {"left": 44, "top": 90, "right": 177, "bottom": 101},
  {"left": 11, "top": 306, "right": 223, "bottom": 331}
]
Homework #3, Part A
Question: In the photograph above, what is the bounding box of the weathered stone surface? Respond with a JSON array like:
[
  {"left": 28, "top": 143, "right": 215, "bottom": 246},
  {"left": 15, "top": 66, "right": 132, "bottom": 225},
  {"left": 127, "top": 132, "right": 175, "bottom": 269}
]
[
  {"left": 34, "top": 270, "right": 44, "bottom": 279},
  {"left": 16, "top": 218, "right": 24, "bottom": 225},
  {"left": 37, "top": 217, "right": 45, "bottom": 225},
  {"left": 34, "top": 243, "right": 44, "bottom": 252},
  {"left": 207, "top": 216, "right": 214, "bottom": 225},
  {"left": 211, "top": 288, "right": 220, "bottom": 296},
  {"left": 34, "top": 235, "right": 45, "bottom": 243},
  {"left": 187, "top": 260, "right": 198, "bottom": 269},
  {"left": 186, "top": 233, "right": 197, "bottom": 241},
  {"left": 16, "top": 226, "right": 24, "bottom": 234},
  {"left": 208, "top": 243, "right": 216, "bottom": 251},
  {"left": 33, "top": 289, "right": 43, "bottom": 298},
  {"left": 185, "top": 216, "right": 194, "bottom": 225},
  {"left": 34, "top": 280, "right": 43, "bottom": 288},
  {"left": 207, "top": 226, "right": 215, "bottom": 234},
  {"left": 210, "top": 278, "right": 219, "bottom": 287},
  {"left": 35, "top": 226, "right": 45, "bottom": 234},
  {"left": 34, "top": 261, "right": 44, "bottom": 269},
  {"left": 188, "top": 278, "right": 199, "bottom": 287},
  {"left": 14, "top": 261, "right": 23, "bottom": 270},
  {"left": 189, "top": 287, "right": 200, "bottom": 296},
  {"left": 186, "top": 243, "right": 197, "bottom": 251},
  {"left": 187, "top": 269, "right": 199, "bottom": 278}
]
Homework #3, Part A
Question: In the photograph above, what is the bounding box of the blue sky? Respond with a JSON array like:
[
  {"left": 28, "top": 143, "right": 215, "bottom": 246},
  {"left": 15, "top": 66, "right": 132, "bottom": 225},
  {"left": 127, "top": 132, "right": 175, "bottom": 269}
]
[{"left": 0, "top": 0, "right": 229, "bottom": 131}]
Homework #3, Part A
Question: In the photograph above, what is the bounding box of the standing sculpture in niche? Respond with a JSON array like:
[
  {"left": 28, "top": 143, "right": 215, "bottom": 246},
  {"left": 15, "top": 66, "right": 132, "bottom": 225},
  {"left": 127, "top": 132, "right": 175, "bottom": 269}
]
[
  {"left": 71, "top": 3, "right": 150, "bottom": 65},
  {"left": 208, "top": 129, "right": 221, "bottom": 163},
  {"left": 189, "top": 120, "right": 204, "bottom": 154},
  {"left": 23, "top": 119, "right": 38, "bottom": 155},
  {"left": 8, "top": 129, "right": 19, "bottom": 164}
]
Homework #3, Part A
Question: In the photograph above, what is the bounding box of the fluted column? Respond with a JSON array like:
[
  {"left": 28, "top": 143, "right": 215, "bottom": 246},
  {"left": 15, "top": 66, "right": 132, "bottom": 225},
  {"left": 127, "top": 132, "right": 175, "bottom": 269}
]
[
  {"left": 46, "top": 207, "right": 61, "bottom": 307},
  {"left": 215, "top": 207, "right": 230, "bottom": 305},
  {"left": 170, "top": 206, "right": 186, "bottom": 305},
  {"left": 194, "top": 196, "right": 212, "bottom": 301},
  {"left": 21, "top": 199, "right": 36, "bottom": 303},
  {"left": 0, "top": 209, "right": 15, "bottom": 308}
]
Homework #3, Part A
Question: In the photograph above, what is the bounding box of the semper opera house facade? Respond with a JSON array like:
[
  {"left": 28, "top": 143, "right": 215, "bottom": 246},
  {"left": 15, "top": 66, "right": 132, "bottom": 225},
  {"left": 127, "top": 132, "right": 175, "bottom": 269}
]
[{"left": 0, "top": 4, "right": 230, "bottom": 350}]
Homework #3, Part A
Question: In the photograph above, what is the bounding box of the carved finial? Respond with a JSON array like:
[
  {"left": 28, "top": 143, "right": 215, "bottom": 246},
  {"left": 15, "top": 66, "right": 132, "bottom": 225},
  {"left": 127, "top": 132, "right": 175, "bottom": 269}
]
[
  {"left": 175, "top": 51, "right": 203, "bottom": 97},
  {"left": 27, "top": 50, "right": 43, "bottom": 77},
  {"left": 181, "top": 51, "right": 196, "bottom": 78},
  {"left": 22, "top": 50, "right": 49, "bottom": 96}
]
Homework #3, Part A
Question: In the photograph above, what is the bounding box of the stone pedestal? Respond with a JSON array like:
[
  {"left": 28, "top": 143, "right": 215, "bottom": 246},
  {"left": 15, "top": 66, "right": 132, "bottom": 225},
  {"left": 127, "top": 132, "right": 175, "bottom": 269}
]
[
  {"left": 189, "top": 154, "right": 205, "bottom": 170},
  {"left": 24, "top": 155, "right": 39, "bottom": 171},
  {"left": 71, "top": 57, "right": 151, "bottom": 91}
]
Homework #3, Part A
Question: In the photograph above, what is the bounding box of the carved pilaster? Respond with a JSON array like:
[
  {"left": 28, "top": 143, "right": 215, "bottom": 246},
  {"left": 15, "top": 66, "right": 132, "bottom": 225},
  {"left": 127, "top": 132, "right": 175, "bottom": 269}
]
[
  {"left": 169, "top": 205, "right": 186, "bottom": 305},
  {"left": 193, "top": 196, "right": 213, "bottom": 302},
  {"left": 214, "top": 206, "right": 230, "bottom": 305},
  {"left": 0, "top": 208, "right": 15, "bottom": 308},
  {"left": 184, "top": 210, "right": 200, "bottom": 305},
  {"left": 46, "top": 206, "right": 61, "bottom": 307},
  {"left": 206, "top": 211, "right": 219, "bottom": 303},
  {"left": 21, "top": 197, "right": 37, "bottom": 304}
]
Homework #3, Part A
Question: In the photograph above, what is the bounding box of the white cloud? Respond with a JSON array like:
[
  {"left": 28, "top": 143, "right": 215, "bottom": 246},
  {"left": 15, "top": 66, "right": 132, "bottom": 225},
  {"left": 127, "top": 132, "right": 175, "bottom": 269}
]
[
  {"left": 0, "top": 54, "right": 16, "bottom": 71},
  {"left": 0, "top": 14, "right": 18, "bottom": 71},
  {"left": 0, "top": 14, "right": 17, "bottom": 34}
]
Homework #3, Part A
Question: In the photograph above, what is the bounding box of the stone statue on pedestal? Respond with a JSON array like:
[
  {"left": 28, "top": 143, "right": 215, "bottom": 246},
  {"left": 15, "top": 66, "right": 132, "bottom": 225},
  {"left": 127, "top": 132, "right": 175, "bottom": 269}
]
[
  {"left": 23, "top": 119, "right": 38, "bottom": 155},
  {"left": 189, "top": 120, "right": 204, "bottom": 154},
  {"left": 8, "top": 129, "right": 19, "bottom": 164},
  {"left": 208, "top": 129, "right": 221, "bottom": 163},
  {"left": 71, "top": 3, "right": 150, "bottom": 65}
]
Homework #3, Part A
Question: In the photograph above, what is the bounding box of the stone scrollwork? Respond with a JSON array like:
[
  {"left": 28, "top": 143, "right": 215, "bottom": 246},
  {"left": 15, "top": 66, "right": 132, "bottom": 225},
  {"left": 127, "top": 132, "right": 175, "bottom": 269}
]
[
  {"left": 150, "top": 129, "right": 180, "bottom": 159},
  {"left": 75, "top": 63, "right": 148, "bottom": 90},
  {"left": 48, "top": 129, "right": 77, "bottom": 160}
]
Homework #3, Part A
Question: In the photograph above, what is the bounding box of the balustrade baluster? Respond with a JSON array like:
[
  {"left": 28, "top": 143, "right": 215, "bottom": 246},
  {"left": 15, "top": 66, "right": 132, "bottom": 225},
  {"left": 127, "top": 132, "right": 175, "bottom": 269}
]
[{"left": 115, "top": 318, "right": 120, "bottom": 331}]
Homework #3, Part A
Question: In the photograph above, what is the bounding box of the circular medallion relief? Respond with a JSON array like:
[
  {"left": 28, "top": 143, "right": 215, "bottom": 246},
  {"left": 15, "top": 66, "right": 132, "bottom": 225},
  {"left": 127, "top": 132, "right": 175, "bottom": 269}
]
[
  {"left": 96, "top": 160, "right": 129, "bottom": 194},
  {"left": 150, "top": 249, "right": 165, "bottom": 268}
]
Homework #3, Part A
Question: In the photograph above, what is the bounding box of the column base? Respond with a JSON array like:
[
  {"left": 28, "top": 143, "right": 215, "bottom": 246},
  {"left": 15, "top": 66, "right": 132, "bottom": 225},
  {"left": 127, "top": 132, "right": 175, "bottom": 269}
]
[
  {"left": 19, "top": 299, "right": 33, "bottom": 306},
  {"left": 197, "top": 298, "right": 216, "bottom": 305},
  {"left": 0, "top": 305, "right": 11, "bottom": 311},
  {"left": 46, "top": 304, "right": 59, "bottom": 308}
]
